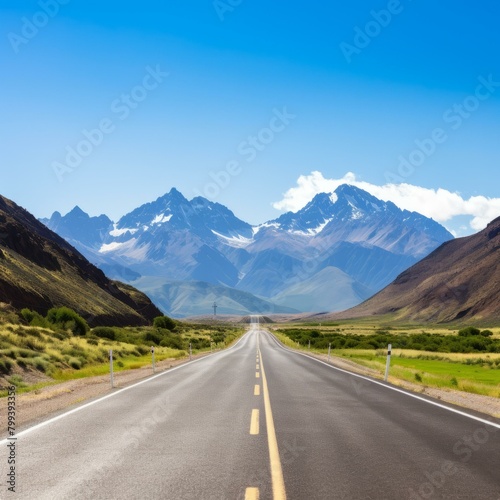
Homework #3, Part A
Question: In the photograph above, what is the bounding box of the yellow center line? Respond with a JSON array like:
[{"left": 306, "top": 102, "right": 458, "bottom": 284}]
[
  {"left": 250, "top": 409, "right": 260, "bottom": 435},
  {"left": 245, "top": 487, "right": 260, "bottom": 500},
  {"left": 259, "top": 347, "right": 287, "bottom": 500},
  {"left": 256, "top": 372, "right": 260, "bottom": 378},
  {"left": 254, "top": 384, "right": 260, "bottom": 396},
  {"left": 256, "top": 364, "right": 260, "bottom": 370}
]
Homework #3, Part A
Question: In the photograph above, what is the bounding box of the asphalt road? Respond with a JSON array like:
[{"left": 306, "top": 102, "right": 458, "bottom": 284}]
[{"left": 2, "top": 321, "right": 500, "bottom": 499}]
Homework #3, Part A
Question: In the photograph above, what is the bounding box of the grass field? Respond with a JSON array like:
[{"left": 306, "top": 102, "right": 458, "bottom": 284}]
[{"left": 273, "top": 322, "right": 500, "bottom": 398}]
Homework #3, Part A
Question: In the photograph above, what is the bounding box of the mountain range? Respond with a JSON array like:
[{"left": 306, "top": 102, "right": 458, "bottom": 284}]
[
  {"left": 41, "top": 184, "right": 454, "bottom": 317},
  {"left": 0, "top": 195, "right": 161, "bottom": 326},
  {"left": 326, "top": 215, "right": 500, "bottom": 325}
]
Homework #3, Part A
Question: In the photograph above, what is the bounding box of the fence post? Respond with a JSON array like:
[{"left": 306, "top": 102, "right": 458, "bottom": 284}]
[
  {"left": 384, "top": 344, "right": 392, "bottom": 382},
  {"left": 109, "top": 349, "right": 114, "bottom": 388}
]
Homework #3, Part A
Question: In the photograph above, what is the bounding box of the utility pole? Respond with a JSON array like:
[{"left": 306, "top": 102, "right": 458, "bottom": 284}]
[{"left": 213, "top": 301, "right": 217, "bottom": 317}]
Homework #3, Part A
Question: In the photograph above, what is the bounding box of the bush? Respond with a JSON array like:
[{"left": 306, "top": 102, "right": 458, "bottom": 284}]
[
  {"left": 19, "top": 308, "right": 50, "bottom": 328},
  {"left": 92, "top": 327, "right": 116, "bottom": 341},
  {"left": 458, "top": 327, "right": 481, "bottom": 337},
  {"left": 160, "top": 334, "right": 184, "bottom": 350},
  {"left": 153, "top": 315, "right": 176, "bottom": 331},
  {"left": 33, "top": 357, "right": 49, "bottom": 372},
  {"left": 19, "top": 308, "right": 35, "bottom": 323},
  {"left": 68, "top": 357, "right": 82, "bottom": 370},
  {"left": 46, "top": 307, "right": 89, "bottom": 336},
  {"left": 144, "top": 332, "right": 162, "bottom": 345}
]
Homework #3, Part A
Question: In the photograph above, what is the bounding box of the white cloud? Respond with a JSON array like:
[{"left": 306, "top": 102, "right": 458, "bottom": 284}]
[{"left": 272, "top": 171, "right": 500, "bottom": 232}]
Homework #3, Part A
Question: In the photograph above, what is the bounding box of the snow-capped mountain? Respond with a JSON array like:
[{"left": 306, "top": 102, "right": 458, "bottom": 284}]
[
  {"left": 258, "top": 184, "right": 451, "bottom": 258},
  {"left": 42, "top": 184, "right": 454, "bottom": 317},
  {"left": 41, "top": 206, "right": 113, "bottom": 250},
  {"left": 113, "top": 188, "right": 253, "bottom": 241}
]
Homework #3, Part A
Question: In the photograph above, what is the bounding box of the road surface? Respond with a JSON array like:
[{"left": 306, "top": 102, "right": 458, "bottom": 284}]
[{"left": 2, "top": 320, "right": 499, "bottom": 499}]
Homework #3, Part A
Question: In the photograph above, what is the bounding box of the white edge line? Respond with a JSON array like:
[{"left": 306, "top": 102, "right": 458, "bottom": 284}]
[
  {"left": 0, "top": 329, "right": 251, "bottom": 445},
  {"left": 264, "top": 329, "right": 500, "bottom": 430}
]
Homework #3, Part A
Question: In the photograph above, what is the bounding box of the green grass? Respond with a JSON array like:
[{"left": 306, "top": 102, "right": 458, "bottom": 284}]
[
  {"left": 273, "top": 331, "right": 500, "bottom": 398},
  {"left": 339, "top": 351, "right": 500, "bottom": 396}
]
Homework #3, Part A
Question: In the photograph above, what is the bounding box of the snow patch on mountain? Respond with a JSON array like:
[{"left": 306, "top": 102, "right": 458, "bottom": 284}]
[
  {"left": 100, "top": 242, "right": 124, "bottom": 253},
  {"left": 290, "top": 218, "right": 333, "bottom": 236},
  {"left": 211, "top": 230, "right": 254, "bottom": 248},
  {"left": 110, "top": 225, "right": 138, "bottom": 237},
  {"left": 152, "top": 213, "right": 172, "bottom": 224},
  {"left": 100, "top": 238, "right": 150, "bottom": 260}
]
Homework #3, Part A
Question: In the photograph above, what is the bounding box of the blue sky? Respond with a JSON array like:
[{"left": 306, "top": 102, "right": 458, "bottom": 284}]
[{"left": 1, "top": 0, "right": 499, "bottom": 235}]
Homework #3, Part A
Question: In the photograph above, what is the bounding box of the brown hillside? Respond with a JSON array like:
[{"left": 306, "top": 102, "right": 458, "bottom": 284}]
[
  {"left": 328, "top": 216, "right": 500, "bottom": 324},
  {"left": 0, "top": 195, "right": 162, "bottom": 326}
]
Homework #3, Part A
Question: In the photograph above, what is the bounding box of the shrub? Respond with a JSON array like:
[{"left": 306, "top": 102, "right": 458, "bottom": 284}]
[
  {"left": 153, "top": 315, "right": 176, "bottom": 331},
  {"left": 415, "top": 373, "right": 422, "bottom": 382},
  {"left": 33, "top": 357, "right": 48, "bottom": 372},
  {"left": 144, "top": 332, "right": 162, "bottom": 345},
  {"left": 136, "top": 346, "right": 149, "bottom": 356},
  {"left": 92, "top": 327, "right": 116, "bottom": 341},
  {"left": 19, "top": 308, "right": 50, "bottom": 328},
  {"left": 19, "top": 308, "right": 35, "bottom": 323},
  {"left": 160, "top": 334, "right": 184, "bottom": 350},
  {"left": 458, "top": 327, "right": 481, "bottom": 337},
  {"left": 68, "top": 357, "right": 82, "bottom": 370},
  {"left": 46, "top": 307, "right": 89, "bottom": 336}
]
